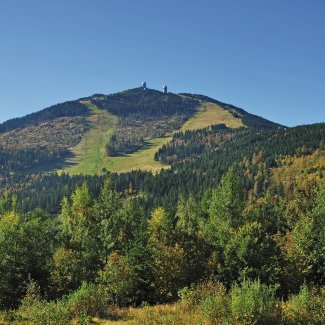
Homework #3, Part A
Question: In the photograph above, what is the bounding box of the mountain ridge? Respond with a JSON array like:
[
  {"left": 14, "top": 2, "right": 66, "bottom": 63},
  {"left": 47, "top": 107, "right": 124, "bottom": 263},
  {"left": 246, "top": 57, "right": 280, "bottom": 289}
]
[
  {"left": 0, "top": 87, "right": 282, "bottom": 131},
  {"left": 0, "top": 87, "right": 284, "bottom": 177}
]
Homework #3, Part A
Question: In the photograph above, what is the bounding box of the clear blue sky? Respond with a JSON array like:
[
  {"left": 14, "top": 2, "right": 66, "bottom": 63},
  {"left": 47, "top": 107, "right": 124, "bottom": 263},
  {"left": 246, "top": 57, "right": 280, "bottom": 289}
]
[{"left": 0, "top": 0, "right": 324, "bottom": 126}]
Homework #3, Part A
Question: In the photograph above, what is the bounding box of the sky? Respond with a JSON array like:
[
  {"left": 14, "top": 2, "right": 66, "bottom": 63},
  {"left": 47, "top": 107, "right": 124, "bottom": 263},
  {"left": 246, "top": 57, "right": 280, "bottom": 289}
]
[{"left": 0, "top": 0, "right": 324, "bottom": 127}]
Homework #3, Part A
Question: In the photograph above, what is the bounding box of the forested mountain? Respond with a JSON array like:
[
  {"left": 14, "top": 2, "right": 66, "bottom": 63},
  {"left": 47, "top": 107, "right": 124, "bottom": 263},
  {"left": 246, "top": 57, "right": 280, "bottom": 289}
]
[
  {"left": 4, "top": 122, "right": 323, "bottom": 215},
  {"left": 0, "top": 87, "right": 280, "bottom": 176},
  {"left": 0, "top": 88, "right": 324, "bottom": 323}
]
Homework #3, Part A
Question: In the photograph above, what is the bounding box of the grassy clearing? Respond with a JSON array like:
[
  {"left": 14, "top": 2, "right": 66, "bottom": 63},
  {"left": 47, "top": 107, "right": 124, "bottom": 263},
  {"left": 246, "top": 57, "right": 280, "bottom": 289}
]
[
  {"left": 60, "top": 102, "right": 118, "bottom": 175},
  {"left": 182, "top": 102, "right": 243, "bottom": 131},
  {"left": 106, "top": 136, "right": 172, "bottom": 173}
]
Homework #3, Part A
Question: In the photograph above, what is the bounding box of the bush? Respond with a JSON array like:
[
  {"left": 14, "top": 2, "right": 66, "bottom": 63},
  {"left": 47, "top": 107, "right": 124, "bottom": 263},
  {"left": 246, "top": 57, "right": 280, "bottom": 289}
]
[
  {"left": 179, "top": 281, "right": 229, "bottom": 323},
  {"left": 282, "top": 284, "right": 324, "bottom": 324},
  {"left": 18, "top": 299, "right": 71, "bottom": 325},
  {"left": 66, "top": 282, "right": 109, "bottom": 318},
  {"left": 16, "top": 282, "right": 109, "bottom": 324},
  {"left": 229, "top": 278, "right": 279, "bottom": 324}
]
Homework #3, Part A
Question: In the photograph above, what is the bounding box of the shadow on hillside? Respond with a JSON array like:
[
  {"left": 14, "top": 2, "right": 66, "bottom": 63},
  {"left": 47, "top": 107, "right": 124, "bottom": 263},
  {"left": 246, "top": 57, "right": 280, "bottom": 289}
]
[
  {"left": 109, "top": 138, "right": 167, "bottom": 158},
  {"left": 26, "top": 150, "right": 81, "bottom": 174}
]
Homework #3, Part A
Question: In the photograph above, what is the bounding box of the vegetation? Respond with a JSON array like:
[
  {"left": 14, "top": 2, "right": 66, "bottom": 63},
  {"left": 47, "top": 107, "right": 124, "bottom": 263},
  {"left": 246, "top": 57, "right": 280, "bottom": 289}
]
[
  {"left": 181, "top": 101, "right": 243, "bottom": 131},
  {"left": 2, "top": 123, "right": 324, "bottom": 215},
  {"left": 60, "top": 102, "right": 118, "bottom": 175},
  {"left": 89, "top": 88, "right": 198, "bottom": 118},
  {"left": 0, "top": 89, "right": 323, "bottom": 323},
  {"left": 181, "top": 93, "right": 282, "bottom": 129},
  {"left": 155, "top": 123, "right": 235, "bottom": 164},
  {"left": 0, "top": 100, "right": 89, "bottom": 133},
  {"left": 0, "top": 116, "right": 86, "bottom": 150},
  {"left": 0, "top": 166, "right": 324, "bottom": 323},
  {"left": 0, "top": 89, "right": 281, "bottom": 176}
]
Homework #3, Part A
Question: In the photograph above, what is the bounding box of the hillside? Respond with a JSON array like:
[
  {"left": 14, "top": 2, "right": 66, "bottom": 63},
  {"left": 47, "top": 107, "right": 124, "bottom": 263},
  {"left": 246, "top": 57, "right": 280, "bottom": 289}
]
[{"left": 0, "top": 87, "right": 280, "bottom": 176}]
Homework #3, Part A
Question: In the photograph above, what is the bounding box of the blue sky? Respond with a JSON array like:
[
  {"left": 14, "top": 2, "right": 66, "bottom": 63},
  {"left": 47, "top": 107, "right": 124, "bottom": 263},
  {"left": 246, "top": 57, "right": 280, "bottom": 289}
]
[{"left": 0, "top": 0, "right": 324, "bottom": 126}]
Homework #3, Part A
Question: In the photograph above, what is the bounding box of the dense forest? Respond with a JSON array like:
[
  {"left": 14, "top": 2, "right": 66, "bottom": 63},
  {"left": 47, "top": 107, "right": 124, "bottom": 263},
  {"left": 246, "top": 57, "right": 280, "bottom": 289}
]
[
  {"left": 155, "top": 124, "right": 236, "bottom": 164},
  {"left": 89, "top": 88, "right": 199, "bottom": 118},
  {"left": 0, "top": 166, "right": 323, "bottom": 323},
  {"left": 0, "top": 147, "right": 69, "bottom": 177}
]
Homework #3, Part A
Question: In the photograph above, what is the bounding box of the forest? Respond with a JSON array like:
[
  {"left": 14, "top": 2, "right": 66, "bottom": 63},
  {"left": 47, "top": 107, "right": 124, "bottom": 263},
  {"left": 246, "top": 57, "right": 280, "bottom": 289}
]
[
  {"left": 0, "top": 165, "right": 323, "bottom": 323},
  {"left": 5, "top": 123, "right": 324, "bottom": 216}
]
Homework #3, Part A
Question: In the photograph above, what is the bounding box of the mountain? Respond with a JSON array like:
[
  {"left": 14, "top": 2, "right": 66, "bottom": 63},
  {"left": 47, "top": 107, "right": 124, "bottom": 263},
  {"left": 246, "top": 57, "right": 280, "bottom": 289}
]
[
  {"left": 0, "top": 87, "right": 281, "bottom": 177},
  {"left": 0, "top": 88, "right": 324, "bottom": 323},
  {"left": 0, "top": 87, "right": 324, "bottom": 215}
]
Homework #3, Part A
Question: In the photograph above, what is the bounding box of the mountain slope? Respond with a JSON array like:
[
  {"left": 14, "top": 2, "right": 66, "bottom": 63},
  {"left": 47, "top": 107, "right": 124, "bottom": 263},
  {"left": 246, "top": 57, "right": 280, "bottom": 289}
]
[{"left": 0, "top": 87, "right": 281, "bottom": 176}]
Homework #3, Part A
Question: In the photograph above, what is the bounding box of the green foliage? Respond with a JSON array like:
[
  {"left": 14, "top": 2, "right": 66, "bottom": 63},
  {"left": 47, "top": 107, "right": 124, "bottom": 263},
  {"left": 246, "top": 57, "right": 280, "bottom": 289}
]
[
  {"left": 99, "top": 252, "right": 135, "bottom": 306},
  {"left": 50, "top": 247, "right": 82, "bottom": 296},
  {"left": 282, "top": 284, "right": 325, "bottom": 324},
  {"left": 156, "top": 123, "right": 233, "bottom": 164},
  {"left": 148, "top": 208, "right": 188, "bottom": 302},
  {"left": 0, "top": 122, "right": 324, "bottom": 322},
  {"left": 0, "top": 210, "right": 52, "bottom": 308},
  {"left": 224, "top": 222, "right": 282, "bottom": 285},
  {"left": 312, "top": 179, "right": 325, "bottom": 284},
  {"left": 0, "top": 191, "right": 16, "bottom": 215},
  {"left": 180, "top": 281, "right": 229, "bottom": 323},
  {"left": 65, "top": 282, "right": 108, "bottom": 318},
  {"left": 21, "top": 276, "right": 42, "bottom": 308},
  {"left": 205, "top": 168, "right": 244, "bottom": 249},
  {"left": 17, "top": 282, "right": 108, "bottom": 324},
  {"left": 56, "top": 184, "right": 101, "bottom": 291},
  {"left": 229, "top": 278, "right": 278, "bottom": 324},
  {"left": 247, "top": 194, "right": 287, "bottom": 235}
]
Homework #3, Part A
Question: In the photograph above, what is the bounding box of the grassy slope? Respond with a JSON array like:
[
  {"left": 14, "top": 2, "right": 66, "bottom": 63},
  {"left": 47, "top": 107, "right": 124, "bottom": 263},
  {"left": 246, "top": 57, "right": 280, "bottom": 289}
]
[
  {"left": 62, "top": 100, "right": 243, "bottom": 175},
  {"left": 106, "top": 136, "right": 172, "bottom": 173},
  {"left": 181, "top": 102, "right": 243, "bottom": 131},
  {"left": 61, "top": 102, "right": 118, "bottom": 175}
]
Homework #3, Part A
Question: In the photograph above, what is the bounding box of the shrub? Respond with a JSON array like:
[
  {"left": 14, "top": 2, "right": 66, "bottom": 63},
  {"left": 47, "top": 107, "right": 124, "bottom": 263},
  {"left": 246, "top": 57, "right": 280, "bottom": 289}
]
[
  {"left": 66, "top": 282, "right": 109, "bottom": 318},
  {"left": 282, "top": 284, "right": 324, "bottom": 324},
  {"left": 18, "top": 299, "right": 71, "bottom": 325},
  {"left": 229, "top": 278, "right": 279, "bottom": 324},
  {"left": 17, "top": 282, "right": 109, "bottom": 324},
  {"left": 179, "top": 281, "right": 229, "bottom": 323}
]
